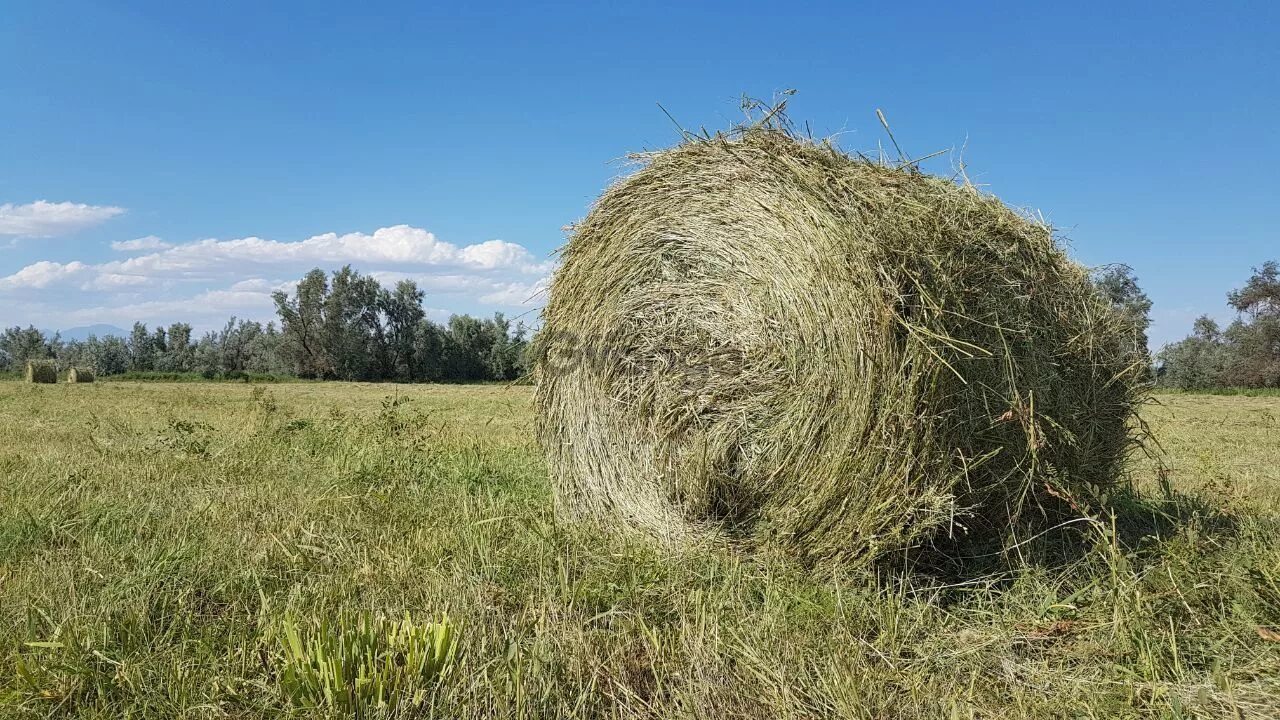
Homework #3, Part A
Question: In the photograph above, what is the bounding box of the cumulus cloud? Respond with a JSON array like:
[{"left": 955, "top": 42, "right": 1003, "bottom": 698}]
[
  {"left": 57, "top": 287, "right": 280, "bottom": 329},
  {"left": 4, "top": 224, "right": 553, "bottom": 290},
  {"left": 459, "top": 239, "right": 543, "bottom": 271},
  {"left": 0, "top": 201, "right": 125, "bottom": 237},
  {"left": 74, "top": 225, "right": 552, "bottom": 284},
  {"left": 0, "top": 260, "right": 159, "bottom": 293},
  {"left": 85, "top": 272, "right": 151, "bottom": 291},
  {"left": 111, "top": 235, "right": 172, "bottom": 252},
  {"left": 0, "top": 260, "right": 93, "bottom": 290},
  {"left": 480, "top": 278, "right": 550, "bottom": 307},
  {"left": 227, "top": 278, "right": 282, "bottom": 293},
  {"left": 0, "top": 223, "right": 553, "bottom": 330}
]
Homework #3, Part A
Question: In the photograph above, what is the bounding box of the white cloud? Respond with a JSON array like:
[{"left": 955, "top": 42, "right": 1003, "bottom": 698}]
[
  {"left": 0, "top": 224, "right": 554, "bottom": 331},
  {"left": 0, "top": 260, "right": 93, "bottom": 290},
  {"left": 459, "top": 239, "right": 544, "bottom": 271},
  {"left": 0, "top": 261, "right": 160, "bottom": 293},
  {"left": 227, "top": 277, "right": 278, "bottom": 293},
  {"left": 367, "top": 271, "right": 508, "bottom": 295},
  {"left": 4, "top": 224, "right": 554, "bottom": 291},
  {"left": 59, "top": 287, "right": 279, "bottom": 329},
  {"left": 85, "top": 273, "right": 150, "bottom": 291},
  {"left": 89, "top": 224, "right": 553, "bottom": 281},
  {"left": 0, "top": 201, "right": 125, "bottom": 237},
  {"left": 112, "top": 235, "right": 171, "bottom": 252},
  {"left": 480, "top": 278, "right": 550, "bottom": 307}
]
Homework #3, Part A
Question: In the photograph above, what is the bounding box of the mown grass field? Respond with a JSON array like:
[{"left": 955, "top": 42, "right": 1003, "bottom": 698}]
[{"left": 1, "top": 382, "right": 1277, "bottom": 719}]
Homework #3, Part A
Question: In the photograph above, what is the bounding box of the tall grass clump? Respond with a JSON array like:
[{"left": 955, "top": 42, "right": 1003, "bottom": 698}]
[
  {"left": 25, "top": 360, "right": 57, "bottom": 384},
  {"left": 535, "top": 110, "right": 1148, "bottom": 566},
  {"left": 273, "top": 611, "right": 457, "bottom": 715}
]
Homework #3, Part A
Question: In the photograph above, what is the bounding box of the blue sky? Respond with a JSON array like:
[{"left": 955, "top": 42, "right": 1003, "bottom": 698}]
[{"left": 1, "top": 1, "right": 1276, "bottom": 348}]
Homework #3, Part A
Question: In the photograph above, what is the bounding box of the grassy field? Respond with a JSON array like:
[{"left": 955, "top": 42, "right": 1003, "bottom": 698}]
[{"left": 1, "top": 382, "right": 1277, "bottom": 719}]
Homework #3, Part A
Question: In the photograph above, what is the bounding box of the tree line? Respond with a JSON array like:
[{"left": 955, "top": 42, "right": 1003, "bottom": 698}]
[
  {"left": 1020, "top": 261, "right": 1280, "bottom": 390},
  {"left": 4, "top": 261, "right": 1277, "bottom": 389},
  {"left": 0, "top": 266, "right": 532, "bottom": 382},
  {"left": 1158, "top": 261, "right": 1280, "bottom": 389}
]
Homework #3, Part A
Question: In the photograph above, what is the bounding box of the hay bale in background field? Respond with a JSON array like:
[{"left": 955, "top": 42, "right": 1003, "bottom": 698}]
[
  {"left": 535, "top": 121, "right": 1146, "bottom": 565},
  {"left": 25, "top": 360, "right": 57, "bottom": 384},
  {"left": 67, "top": 367, "right": 95, "bottom": 383}
]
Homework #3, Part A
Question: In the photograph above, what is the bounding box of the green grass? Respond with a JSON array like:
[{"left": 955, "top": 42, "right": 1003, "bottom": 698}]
[
  {"left": 0, "top": 382, "right": 1277, "bottom": 718},
  {"left": 105, "top": 371, "right": 299, "bottom": 383},
  {"left": 1153, "top": 386, "right": 1280, "bottom": 397}
]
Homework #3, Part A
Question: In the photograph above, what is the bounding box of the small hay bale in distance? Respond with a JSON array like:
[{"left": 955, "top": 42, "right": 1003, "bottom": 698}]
[
  {"left": 67, "top": 367, "right": 95, "bottom": 383},
  {"left": 25, "top": 360, "right": 57, "bottom": 384},
  {"left": 535, "top": 126, "right": 1145, "bottom": 565}
]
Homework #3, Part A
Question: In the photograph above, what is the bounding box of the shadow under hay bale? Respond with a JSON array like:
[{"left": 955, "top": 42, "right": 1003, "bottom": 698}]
[
  {"left": 25, "top": 360, "right": 57, "bottom": 384},
  {"left": 535, "top": 118, "right": 1148, "bottom": 568},
  {"left": 67, "top": 367, "right": 95, "bottom": 383}
]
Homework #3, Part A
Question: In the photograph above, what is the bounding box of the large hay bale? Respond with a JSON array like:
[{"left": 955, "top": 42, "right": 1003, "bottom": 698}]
[
  {"left": 25, "top": 360, "right": 57, "bottom": 384},
  {"left": 67, "top": 367, "right": 95, "bottom": 383},
  {"left": 535, "top": 127, "right": 1146, "bottom": 565}
]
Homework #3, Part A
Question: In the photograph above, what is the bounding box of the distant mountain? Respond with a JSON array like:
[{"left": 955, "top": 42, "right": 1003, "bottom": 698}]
[{"left": 57, "top": 324, "right": 128, "bottom": 341}]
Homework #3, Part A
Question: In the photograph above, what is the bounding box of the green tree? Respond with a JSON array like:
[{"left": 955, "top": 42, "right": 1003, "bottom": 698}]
[
  {"left": 57, "top": 339, "right": 88, "bottom": 370},
  {"left": 216, "top": 318, "right": 259, "bottom": 374},
  {"left": 441, "top": 315, "right": 490, "bottom": 380},
  {"left": 85, "top": 334, "right": 131, "bottom": 376},
  {"left": 274, "top": 269, "right": 331, "bottom": 378},
  {"left": 381, "top": 280, "right": 426, "bottom": 381},
  {"left": 1158, "top": 316, "right": 1228, "bottom": 389},
  {"left": 164, "top": 323, "right": 195, "bottom": 372},
  {"left": 0, "top": 326, "right": 55, "bottom": 369},
  {"left": 274, "top": 266, "right": 390, "bottom": 380},
  {"left": 484, "top": 314, "right": 528, "bottom": 381},
  {"left": 248, "top": 322, "right": 288, "bottom": 374},
  {"left": 1091, "top": 265, "right": 1153, "bottom": 355},
  {"left": 323, "top": 266, "right": 386, "bottom": 381},
  {"left": 193, "top": 331, "right": 221, "bottom": 378},
  {"left": 1222, "top": 261, "right": 1280, "bottom": 387},
  {"left": 129, "top": 322, "right": 155, "bottom": 371},
  {"left": 412, "top": 319, "right": 446, "bottom": 381},
  {"left": 1227, "top": 260, "right": 1280, "bottom": 319}
]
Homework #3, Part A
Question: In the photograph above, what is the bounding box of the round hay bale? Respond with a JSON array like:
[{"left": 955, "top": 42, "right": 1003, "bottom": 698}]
[
  {"left": 535, "top": 127, "right": 1146, "bottom": 565},
  {"left": 25, "top": 360, "right": 57, "bottom": 384},
  {"left": 67, "top": 367, "right": 95, "bottom": 383}
]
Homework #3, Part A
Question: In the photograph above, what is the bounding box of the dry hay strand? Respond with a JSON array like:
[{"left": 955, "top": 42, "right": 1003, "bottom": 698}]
[
  {"left": 25, "top": 360, "right": 57, "bottom": 384},
  {"left": 67, "top": 367, "right": 95, "bottom": 383},
  {"left": 535, "top": 123, "right": 1147, "bottom": 566}
]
